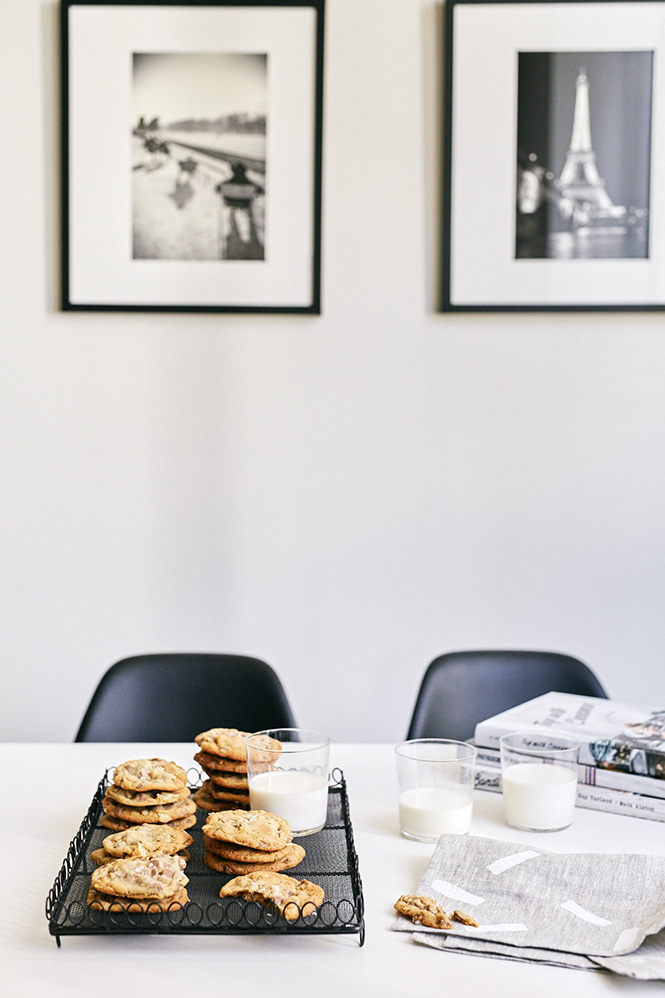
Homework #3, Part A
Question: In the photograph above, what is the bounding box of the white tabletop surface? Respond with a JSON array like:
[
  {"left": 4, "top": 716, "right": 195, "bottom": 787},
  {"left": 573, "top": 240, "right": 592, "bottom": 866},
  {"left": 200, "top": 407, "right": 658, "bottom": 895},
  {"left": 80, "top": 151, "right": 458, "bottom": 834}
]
[{"left": 3, "top": 742, "right": 665, "bottom": 998}]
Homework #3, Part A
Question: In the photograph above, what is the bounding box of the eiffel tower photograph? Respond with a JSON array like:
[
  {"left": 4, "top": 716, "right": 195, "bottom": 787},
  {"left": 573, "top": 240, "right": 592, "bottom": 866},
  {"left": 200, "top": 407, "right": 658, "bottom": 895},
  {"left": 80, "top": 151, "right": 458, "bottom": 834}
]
[{"left": 516, "top": 50, "right": 653, "bottom": 260}]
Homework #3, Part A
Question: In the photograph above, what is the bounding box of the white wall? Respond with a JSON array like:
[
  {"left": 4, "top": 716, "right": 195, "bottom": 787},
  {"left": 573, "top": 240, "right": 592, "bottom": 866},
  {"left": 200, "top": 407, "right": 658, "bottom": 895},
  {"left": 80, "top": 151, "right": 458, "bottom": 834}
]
[{"left": 3, "top": 0, "right": 665, "bottom": 743}]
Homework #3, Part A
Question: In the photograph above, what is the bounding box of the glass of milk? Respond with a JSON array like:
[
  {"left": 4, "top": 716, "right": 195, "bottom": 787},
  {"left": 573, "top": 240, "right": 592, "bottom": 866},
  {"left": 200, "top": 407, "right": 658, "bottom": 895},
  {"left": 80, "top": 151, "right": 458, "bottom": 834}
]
[
  {"left": 499, "top": 732, "right": 580, "bottom": 832},
  {"left": 395, "top": 739, "right": 477, "bottom": 841},
  {"left": 246, "top": 728, "right": 330, "bottom": 836}
]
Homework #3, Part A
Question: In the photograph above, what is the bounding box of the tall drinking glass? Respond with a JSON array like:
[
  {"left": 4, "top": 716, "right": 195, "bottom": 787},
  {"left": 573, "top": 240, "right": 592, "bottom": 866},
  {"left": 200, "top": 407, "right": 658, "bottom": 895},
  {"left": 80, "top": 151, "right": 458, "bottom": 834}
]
[
  {"left": 395, "top": 739, "right": 476, "bottom": 841},
  {"left": 246, "top": 728, "right": 330, "bottom": 836},
  {"left": 500, "top": 732, "right": 580, "bottom": 831}
]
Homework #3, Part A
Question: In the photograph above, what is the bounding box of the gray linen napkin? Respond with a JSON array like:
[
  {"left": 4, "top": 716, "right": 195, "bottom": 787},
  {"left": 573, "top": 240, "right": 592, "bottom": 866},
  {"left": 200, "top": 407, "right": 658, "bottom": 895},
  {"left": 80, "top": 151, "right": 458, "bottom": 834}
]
[{"left": 392, "top": 833, "right": 665, "bottom": 980}]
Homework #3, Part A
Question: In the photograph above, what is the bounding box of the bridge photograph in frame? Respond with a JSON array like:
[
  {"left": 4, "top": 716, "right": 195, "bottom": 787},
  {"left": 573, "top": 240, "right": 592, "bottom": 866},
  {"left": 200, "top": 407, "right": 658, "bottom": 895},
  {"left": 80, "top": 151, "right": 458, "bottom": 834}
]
[
  {"left": 61, "top": 0, "right": 325, "bottom": 313},
  {"left": 131, "top": 51, "right": 268, "bottom": 263},
  {"left": 442, "top": 0, "right": 665, "bottom": 311}
]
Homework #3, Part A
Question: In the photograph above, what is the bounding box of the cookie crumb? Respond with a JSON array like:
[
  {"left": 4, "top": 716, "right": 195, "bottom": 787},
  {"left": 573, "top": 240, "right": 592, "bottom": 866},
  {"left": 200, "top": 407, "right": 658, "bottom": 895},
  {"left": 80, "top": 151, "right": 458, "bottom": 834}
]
[
  {"left": 394, "top": 894, "right": 453, "bottom": 929},
  {"left": 452, "top": 909, "right": 479, "bottom": 927}
]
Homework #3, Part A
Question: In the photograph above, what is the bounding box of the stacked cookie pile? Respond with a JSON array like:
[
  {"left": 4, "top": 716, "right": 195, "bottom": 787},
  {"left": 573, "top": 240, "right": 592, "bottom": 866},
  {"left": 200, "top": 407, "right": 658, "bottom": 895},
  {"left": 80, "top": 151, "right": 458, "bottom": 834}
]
[
  {"left": 192, "top": 727, "right": 270, "bottom": 812},
  {"left": 90, "top": 759, "right": 195, "bottom": 911},
  {"left": 101, "top": 758, "right": 196, "bottom": 832},
  {"left": 87, "top": 852, "right": 190, "bottom": 912},
  {"left": 90, "top": 823, "right": 194, "bottom": 867},
  {"left": 201, "top": 808, "right": 306, "bottom": 876}
]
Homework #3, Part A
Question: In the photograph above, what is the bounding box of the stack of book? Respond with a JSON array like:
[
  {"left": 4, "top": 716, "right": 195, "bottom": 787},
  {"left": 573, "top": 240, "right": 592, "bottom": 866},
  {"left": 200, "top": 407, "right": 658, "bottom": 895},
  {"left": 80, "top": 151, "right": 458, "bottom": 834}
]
[{"left": 472, "top": 691, "right": 665, "bottom": 822}]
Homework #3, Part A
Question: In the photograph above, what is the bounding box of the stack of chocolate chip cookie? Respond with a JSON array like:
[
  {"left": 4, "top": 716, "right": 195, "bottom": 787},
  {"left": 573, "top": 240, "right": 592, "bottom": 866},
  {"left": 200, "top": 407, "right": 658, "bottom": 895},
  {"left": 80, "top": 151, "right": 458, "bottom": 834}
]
[
  {"left": 192, "top": 727, "right": 278, "bottom": 812},
  {"left": 87, "top": 853, "right": 190, "bottom": 912},
  {"left": 101, "top": 758, "right": 196, "bottom": 832},
  {"left": 201, "top": 808, "right": 305, "bottom": 876},
  {"left": 90, "top": 823, "right": 194, "bottom": 867}
]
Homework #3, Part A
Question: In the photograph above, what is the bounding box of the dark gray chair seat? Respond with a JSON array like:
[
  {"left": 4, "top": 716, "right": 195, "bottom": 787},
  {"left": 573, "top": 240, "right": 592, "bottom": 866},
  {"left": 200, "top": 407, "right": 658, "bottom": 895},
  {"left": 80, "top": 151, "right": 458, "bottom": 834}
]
[
  {"left": 406, "top": 649, "right": 608, "bottom": 741},
  {"left": 75, "top": 652, "right": 296, "bottom": 742}
]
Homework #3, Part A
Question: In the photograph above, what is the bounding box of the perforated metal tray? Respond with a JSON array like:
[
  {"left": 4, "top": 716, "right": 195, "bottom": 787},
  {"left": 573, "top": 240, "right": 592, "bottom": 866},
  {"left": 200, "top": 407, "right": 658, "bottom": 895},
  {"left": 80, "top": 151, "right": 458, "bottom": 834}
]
[{"left": 46, "top": 768, "right": 364, "bottom": 945}]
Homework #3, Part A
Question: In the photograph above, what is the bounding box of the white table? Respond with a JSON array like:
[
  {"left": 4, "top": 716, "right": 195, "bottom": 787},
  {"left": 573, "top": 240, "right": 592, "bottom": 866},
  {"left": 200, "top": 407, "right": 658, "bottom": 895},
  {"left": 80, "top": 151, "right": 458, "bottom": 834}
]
[{"left": 3, "top": 743, "right": 664, "bottom": 997}]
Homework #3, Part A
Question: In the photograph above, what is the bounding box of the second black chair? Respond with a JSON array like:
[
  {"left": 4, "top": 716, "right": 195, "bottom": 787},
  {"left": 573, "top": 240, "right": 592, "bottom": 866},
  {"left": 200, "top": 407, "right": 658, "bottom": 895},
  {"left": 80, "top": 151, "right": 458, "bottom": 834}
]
[
  {"left": 406, "top": 649, "right": 608, "bottom": 742},
  {"left": 75, "top": 652, "right": 296, "bottom": 742}
]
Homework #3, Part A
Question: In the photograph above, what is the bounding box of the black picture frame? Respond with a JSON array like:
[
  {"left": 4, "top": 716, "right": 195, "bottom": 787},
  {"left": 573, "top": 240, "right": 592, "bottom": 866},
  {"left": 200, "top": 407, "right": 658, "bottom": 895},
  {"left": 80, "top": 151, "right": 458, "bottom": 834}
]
[
  {"left": 61, "top": 0, "right": 325, "bottom": 313},
  {"left": 442, "top": 0, "right": 665, "bottom": 312}
]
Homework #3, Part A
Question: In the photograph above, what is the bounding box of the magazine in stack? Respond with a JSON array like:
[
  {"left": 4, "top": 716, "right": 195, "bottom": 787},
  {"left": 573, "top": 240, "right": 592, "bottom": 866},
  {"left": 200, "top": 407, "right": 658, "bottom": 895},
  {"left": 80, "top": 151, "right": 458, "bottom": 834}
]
[{"left": 472, "top": 691, "right": 665, "bottom": 822}]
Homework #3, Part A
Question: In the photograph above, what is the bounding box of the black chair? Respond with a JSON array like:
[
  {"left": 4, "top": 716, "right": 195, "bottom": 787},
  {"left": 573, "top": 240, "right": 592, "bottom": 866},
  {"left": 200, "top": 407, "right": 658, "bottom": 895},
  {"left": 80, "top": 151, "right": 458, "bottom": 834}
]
[
  {"left": 406, "top": 649, "right": 608, "bottom": 741},
  {"left": 75, "top": 652, "right": 297, "bottom": 742}
]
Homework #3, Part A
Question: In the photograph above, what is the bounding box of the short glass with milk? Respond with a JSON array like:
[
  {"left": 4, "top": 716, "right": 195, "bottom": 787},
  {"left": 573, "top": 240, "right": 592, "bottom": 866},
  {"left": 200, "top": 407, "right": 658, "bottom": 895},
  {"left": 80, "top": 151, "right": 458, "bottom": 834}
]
[
  {"left": 395, "top": 739, "right": 477, "bottom": 841},
  {"left": 500, "top": 732, "right": 580, "bottom": 832},
  {"left": 246, "top": 728, "right": 330, "bottom": 836}
]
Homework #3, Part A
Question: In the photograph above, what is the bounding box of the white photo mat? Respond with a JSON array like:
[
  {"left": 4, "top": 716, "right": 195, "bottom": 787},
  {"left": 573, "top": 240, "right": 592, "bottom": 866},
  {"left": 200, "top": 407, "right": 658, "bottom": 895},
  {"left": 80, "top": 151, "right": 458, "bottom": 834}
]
[
  {"left": 445, "top": 0, "right": 665, "bottom": 310},
  {"left": 64, "top": 1, "right": 322, "bottom": 311}
]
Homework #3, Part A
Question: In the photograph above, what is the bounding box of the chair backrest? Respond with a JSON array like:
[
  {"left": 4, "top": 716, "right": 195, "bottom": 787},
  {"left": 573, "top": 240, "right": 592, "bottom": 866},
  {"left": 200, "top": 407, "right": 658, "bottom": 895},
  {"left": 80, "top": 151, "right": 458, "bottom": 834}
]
[
  {"left": 75, "top": 653, "right": 296, "bottom": 742},
  {"left": 406, "top": 649, "right": 608, "bottom": 741}
]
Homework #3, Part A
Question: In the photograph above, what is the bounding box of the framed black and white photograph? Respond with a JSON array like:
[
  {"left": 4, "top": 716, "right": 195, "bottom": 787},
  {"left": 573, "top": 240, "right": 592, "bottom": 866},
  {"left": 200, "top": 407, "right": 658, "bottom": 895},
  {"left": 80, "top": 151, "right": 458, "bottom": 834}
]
[
  {"left": 61, "top": 0, "right": 324, "bottom": 313},
  {"left": 442, "top": 0, "right": 665, "bottom": 311}
]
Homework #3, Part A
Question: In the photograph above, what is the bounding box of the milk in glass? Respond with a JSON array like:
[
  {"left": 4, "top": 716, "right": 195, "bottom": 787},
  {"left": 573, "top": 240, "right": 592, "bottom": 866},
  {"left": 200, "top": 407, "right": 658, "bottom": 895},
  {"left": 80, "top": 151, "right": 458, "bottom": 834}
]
[
  {"left": 249, "top": 770, "right": 328, "bottom": 834},
  {"left": 398, "top": 786, "right": 473, "bottom": 838},
  {"left": 502, "top": 762, "right": 577, "bottom": 830}
]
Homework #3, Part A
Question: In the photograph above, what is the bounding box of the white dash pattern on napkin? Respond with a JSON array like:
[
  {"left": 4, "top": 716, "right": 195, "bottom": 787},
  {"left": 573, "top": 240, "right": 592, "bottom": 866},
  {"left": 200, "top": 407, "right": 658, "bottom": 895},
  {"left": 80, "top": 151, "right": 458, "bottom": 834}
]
[
  {"left": 430, "top": 880, "right": 485, "bottom": 905},
  {"left": 487, "top": 850, "right": 540, "bottom": 875},
  {"left": 560, "top": 900, "right": 612, "bottom": 926}
]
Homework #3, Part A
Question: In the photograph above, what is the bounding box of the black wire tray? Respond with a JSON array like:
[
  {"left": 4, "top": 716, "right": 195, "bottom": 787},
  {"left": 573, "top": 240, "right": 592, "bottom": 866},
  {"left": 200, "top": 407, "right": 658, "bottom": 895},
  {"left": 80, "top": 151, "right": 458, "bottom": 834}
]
[{"left": 46, "top": 767, "right": 364, "bottom": 946}]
